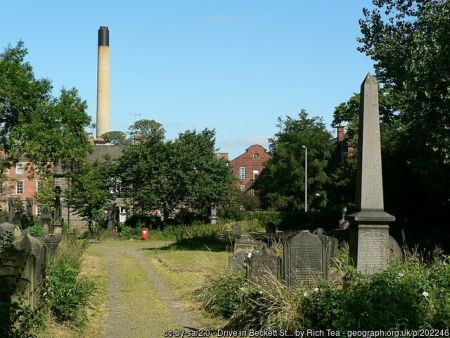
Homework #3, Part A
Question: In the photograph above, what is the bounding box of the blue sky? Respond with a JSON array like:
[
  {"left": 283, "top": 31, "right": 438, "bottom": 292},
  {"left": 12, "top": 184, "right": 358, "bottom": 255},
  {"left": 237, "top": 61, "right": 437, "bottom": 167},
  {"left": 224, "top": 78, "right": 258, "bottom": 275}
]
[{"left": 1, "top": 0, "right": 374, "bottom": 159}]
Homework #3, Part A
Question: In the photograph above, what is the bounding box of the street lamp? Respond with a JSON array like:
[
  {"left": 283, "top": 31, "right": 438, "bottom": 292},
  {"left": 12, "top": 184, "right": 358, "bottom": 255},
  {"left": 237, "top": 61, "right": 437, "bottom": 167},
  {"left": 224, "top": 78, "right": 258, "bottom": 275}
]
[{"left": 302, "top": 145, "right": 308, "bottom": 212}]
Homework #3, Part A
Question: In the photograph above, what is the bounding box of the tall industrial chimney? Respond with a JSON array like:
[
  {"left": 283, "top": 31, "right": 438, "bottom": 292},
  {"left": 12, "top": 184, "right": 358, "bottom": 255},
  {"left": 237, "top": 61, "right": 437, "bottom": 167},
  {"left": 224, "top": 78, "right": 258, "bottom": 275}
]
[{"left": 96, "top": 26, "right": 110, "bottom": 138}]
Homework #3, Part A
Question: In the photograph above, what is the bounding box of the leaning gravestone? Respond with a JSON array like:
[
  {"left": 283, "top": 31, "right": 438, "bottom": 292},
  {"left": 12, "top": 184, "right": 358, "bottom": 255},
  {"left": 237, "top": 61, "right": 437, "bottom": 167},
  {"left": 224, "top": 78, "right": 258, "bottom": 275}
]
[
  {"left": 348, "top": 74, "right": 395, "bottom": 275},
  {"left": 247, "top": 247, "right": 279, "bottom": 283},
  {"left": 232, "top": 223, "right": 241, "bottom": 242},
  {"left": 229, "top": 234, "right": 260, "bottom": 272},
  {"left": 229, "top": 251, "right": 249, "bottom": 272},
  {"left": 284, "top": 231, "right": 323, "bottom": 288},
  {"left": 234, "top": 233, "right": 259, "bottom": 253}
]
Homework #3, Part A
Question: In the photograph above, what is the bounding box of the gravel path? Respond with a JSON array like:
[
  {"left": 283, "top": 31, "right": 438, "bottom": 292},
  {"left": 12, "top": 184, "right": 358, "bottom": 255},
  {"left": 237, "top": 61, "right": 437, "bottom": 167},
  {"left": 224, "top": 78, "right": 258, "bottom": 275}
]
[{"left": 100, "top": 241, "right": 199, "bottom": 338}]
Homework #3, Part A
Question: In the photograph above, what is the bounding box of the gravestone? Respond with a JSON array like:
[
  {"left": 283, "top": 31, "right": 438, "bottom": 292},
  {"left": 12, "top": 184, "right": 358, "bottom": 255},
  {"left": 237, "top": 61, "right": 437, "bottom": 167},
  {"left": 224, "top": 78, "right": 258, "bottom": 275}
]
[
  {"left": 229, "top": 234, "right": 260, "bottom": 272},
  {"left": 229, "top": 251, "right": 250, "bottom": 272},
  {"left": 284, "top": 231, "right": 323, "bottom": 288},
  {"left": 44, "top": 234, "right": 60, "bottom": 255},
  {"left": 348, "top": 74, "right": 395, "bottom": 275},
  {"left": 232, "top": 223, "right": 241, "bottom": 242},
  {"left": 265, "top": 222, "right": 276, "bottom": 238},
  {"left": 0, "top": 234, "right": 46, "bottom": 310},
  {"left": 7, "top": 198, "right": 15, "bottom": 223},
  {"left": 0, "top": 222, "right": 22, "bottom": 244},
  {"left": 388, "top": 235, "right": 403, "bottom": 261},
  {"left": 315, "top": 228, "right": 339, "bottom": 280},
  {"left": 54, "top": 186, "right": 63, "bottom": 229},
  {"left": 26, "top": 198, "right": 33, "bottom": 221},
  {"left": 234, "top": 234, "right": 259, "bottom": 253},
  {"left": 247, "top": 247, "right": 279, "bottom": 283}
]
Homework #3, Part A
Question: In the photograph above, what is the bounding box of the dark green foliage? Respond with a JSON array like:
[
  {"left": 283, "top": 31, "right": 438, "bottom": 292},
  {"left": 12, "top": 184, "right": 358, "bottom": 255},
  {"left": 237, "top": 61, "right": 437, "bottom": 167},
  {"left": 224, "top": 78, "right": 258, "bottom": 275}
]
[
  {"left": 102, "top": 130, "right": 129, "bottom": 146},
  {"left": 256, "top": 110, "right": 332, "bottom": 211},
  {"left": 45, "top": 232, "right": 94, "bottom": 327},
  {"left": 244, "top": 209, "right": 341, "bottom": 230},
  {"left": 0, "top": 42, "right": 91, "bottom": 171},
  {"left": 196, "top": 269, "right": 246, "bottom": 318},
  {"left": 66, "top": 159, "right": 116, "bottom": 231},
  {"left": 118, "top": 125, "right": 235, "bottom": 224},
  {"left": 199, "top": 252, "right": 450, "bottom": 332},
  {"left": 356, "top": 0, "right": 450, "bottom": 250}
]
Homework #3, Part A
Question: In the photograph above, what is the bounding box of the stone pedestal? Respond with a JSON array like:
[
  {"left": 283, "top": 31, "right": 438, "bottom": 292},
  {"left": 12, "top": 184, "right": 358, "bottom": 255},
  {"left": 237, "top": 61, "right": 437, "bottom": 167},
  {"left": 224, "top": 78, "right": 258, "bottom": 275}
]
[
  {"left": 44, "top": 234, "right": 60, "bottom": 255},
  {"left": 350, "top": 224, "right": 389, "bottom": 274}
]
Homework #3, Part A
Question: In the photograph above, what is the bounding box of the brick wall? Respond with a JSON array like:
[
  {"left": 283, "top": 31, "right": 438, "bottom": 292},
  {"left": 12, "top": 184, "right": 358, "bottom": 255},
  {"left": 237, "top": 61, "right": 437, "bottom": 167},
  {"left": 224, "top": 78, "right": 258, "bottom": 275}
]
[{"left": 230, "top": 144, "right": 271, "bottom": 192}]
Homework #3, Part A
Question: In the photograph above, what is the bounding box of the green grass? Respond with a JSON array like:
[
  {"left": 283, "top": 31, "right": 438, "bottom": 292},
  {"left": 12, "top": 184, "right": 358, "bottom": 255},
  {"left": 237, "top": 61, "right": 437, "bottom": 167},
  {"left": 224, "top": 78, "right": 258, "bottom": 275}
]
[{"left": 144, "top": 247, "right": 229, "bottom": 329}]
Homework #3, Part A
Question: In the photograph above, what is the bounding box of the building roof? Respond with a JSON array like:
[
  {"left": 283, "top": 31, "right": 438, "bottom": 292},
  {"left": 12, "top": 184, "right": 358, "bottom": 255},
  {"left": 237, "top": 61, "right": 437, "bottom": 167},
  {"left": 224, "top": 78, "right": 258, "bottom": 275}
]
[{"left": 87, "top": 144, "right": 125, "bottom": 163}]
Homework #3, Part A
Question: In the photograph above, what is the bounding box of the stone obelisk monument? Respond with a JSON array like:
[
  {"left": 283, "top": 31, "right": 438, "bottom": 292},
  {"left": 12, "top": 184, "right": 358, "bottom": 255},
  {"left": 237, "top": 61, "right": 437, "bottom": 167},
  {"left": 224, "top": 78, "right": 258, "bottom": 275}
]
[
  {"left": 96, "top": 26, "right": 110, "bottom": 139},
  {"left": 348, "top": 74, "right": 395, "bottom": 275}
]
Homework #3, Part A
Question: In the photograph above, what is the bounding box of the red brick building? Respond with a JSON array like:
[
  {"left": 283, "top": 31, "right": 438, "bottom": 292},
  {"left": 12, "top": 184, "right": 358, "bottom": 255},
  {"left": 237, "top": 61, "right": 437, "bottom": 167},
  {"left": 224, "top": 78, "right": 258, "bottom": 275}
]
[
  {"left": 230, "top": 144, "right": 271, "bottom": 193},
  {"left": 0, "top": 160, "right": 42, "bottom": 216}
]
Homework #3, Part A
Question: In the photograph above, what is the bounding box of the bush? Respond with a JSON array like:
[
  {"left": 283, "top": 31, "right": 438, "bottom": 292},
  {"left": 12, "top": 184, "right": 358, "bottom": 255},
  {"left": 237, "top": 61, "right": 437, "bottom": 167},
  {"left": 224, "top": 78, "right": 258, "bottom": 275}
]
[
  {"left": 198, "top": 250, "right": 450, "bottom": 332},
  {"left": 117, "top": 223, "right": 140, "bottom": 240},
  {"left": 27, "top": 224, "right": 44, "bottom": 237},
  {"left": 196, "top": 268, "right": 246, "bottom": 318},
  {"left": 45, "top": 232, "right": 95, "bottom": 327}
]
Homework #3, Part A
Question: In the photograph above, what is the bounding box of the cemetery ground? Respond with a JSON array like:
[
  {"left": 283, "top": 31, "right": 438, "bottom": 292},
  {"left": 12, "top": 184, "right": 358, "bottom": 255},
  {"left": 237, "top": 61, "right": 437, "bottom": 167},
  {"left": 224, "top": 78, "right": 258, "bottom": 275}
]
[{"left": 44, "top": 236, "right": 229, "bottom": 338}]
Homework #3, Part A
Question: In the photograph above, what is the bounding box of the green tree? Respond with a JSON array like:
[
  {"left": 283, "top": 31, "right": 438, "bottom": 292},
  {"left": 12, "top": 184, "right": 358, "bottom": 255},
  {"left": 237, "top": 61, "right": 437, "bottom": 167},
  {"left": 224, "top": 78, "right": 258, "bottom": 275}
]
[
  {"left": 358, "top": 0, "right": 450, "bottom": 201},
  {"left": 0, "top": 42, "right": 91, "bottom": 172},
  {"left": 34, "top": 174, "right": 55, "bottom": 215},
  {"left": 66, "top": 160, "right": 116, "bottom": 231},
  {"left": 117, "top": 124, "right": 235, "bottom": 224},
  {"left": 164, "top": 129, "right": 235, "bottom": 220},
  {"left": 102, "top": 131, "right": 129, "bottom": 146},
  {"left": 256, "top": 110, "right": 332, "bottom": 211}
]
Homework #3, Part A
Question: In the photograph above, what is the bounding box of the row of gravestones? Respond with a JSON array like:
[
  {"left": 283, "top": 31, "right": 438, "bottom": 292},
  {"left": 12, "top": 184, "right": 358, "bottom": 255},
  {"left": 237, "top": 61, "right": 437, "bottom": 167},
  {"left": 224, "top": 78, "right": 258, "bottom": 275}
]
[
  {"left": 229, "top": 223, "right": 403, "bottom": 287},
  {"left": 229, "top": 225, "right": 337, "bottom": 287}
]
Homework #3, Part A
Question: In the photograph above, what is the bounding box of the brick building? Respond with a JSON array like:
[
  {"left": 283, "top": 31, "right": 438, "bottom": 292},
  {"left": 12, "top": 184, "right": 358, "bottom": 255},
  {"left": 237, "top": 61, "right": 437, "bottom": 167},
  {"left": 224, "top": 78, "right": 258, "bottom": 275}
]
[
  {"left": 0, "top": 160, "right": 42, "bottom": 216},
  {"left": 230, "top": 144, "right": 271, "bottom": 193}
]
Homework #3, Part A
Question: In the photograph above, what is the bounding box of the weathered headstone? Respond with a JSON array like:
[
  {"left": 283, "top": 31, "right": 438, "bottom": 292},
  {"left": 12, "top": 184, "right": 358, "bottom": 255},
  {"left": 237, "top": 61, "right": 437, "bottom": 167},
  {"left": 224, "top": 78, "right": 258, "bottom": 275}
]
[
  {"left": 247, "top": 247, "right": 279, "bottom": 283},
  {"left": 234, "top": 234, "right": 259, "bottom": 253},
  {"left": 315, "top": 228, "right": 339, "bottom": 280},
  {"left": 54, "top": 186, "right": 63, "bottom": 228},
  {"left": 265, "top": 222, "right": 276, "bottom": 237},
  {"left": 44, "top": 234, "right": 60, "bottom": 255},
  {"left": 7, "top": 198, "right": 15, "bottom": 224},
  {"left": 348, "top": 74, "right": 395, "bottom": 275},
  {"left": 26, "top": 198, "right": 33, "bottom": 221},
  {"left": 284, "top": 231, "right": 323, "bottom": 287},
  {"left": 388, "top": 235, "right": 403, "bottom": 261},
  {"left": 229, "top": 251, "right": 249, "bottom": 272},
  {"left": 0, "top": 222, "right": 22, "bottom": 244},
  {"left": 232, "top": 223, "right": 241, "bottom": 242}
]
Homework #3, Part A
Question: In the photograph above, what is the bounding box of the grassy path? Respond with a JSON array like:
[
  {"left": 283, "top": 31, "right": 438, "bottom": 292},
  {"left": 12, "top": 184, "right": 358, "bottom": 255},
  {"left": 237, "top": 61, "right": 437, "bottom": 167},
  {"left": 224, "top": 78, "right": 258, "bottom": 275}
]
[{"left": 80, "top": 240, "right": 226, "bottom": 338}]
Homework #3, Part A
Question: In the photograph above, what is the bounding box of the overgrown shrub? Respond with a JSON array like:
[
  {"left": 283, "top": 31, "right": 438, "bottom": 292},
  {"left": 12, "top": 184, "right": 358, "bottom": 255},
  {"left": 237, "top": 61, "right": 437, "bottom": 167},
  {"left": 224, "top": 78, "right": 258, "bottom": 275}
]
[
  {"left": 45, "top": 232, "right": 95, "bottom": 327},
  {"left": 198, "top": 250, "right": 450, "bottom": 332},
  {"left": 196, "top": 268, "right": 246, "bottom": 318}
]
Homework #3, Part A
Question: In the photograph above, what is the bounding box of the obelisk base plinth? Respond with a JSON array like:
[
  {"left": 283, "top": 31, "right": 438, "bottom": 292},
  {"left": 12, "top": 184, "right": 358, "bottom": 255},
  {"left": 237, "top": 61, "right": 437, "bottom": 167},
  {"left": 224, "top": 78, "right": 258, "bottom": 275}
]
[{"left": 349, "top": 210, "right": 394, "bottom": 275}]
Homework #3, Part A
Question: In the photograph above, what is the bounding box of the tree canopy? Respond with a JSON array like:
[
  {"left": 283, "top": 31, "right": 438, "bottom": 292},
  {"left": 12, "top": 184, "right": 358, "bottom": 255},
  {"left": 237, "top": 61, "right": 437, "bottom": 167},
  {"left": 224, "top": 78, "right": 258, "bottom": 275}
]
[
  {"left": 256, "top": 110, "right": 332, "bottom": 211},
  {"left": 0, "top": 42, "right": 92, "bottom": 172}
]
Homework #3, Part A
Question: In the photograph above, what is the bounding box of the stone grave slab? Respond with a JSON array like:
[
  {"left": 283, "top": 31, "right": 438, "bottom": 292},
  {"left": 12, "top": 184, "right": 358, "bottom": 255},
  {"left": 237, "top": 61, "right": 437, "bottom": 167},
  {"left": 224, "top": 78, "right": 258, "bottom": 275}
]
[{"left": 284, "top": 231, "right": 323, "bottom": 288}]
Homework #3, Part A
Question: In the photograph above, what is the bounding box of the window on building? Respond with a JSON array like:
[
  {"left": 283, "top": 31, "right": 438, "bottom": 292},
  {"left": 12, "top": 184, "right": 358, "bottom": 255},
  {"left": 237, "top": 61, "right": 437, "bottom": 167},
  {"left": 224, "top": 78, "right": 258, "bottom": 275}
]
[
  {"left": 253, "top": 153, "right": 259, "bottom": 159},
  {"left": 240, "top": 185, "right": 246, "bottom": 192},
  {"left": 36, "top": 180, "right": 43, "bottom": 191},
  {"left": 37, "top": 206, "right": 43, "bottom": 216},
  {"left": 239, "top": 167, "right": 246, "bottom": 180},
  {"left": 16, "top": 163, "right": 24, "bottom": 175},
  {"left": 252, "top": 169, "right": 259, "bottom": 180},
  {"left": 16, "top": 181, "right": 24, "bottom": 194}
]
